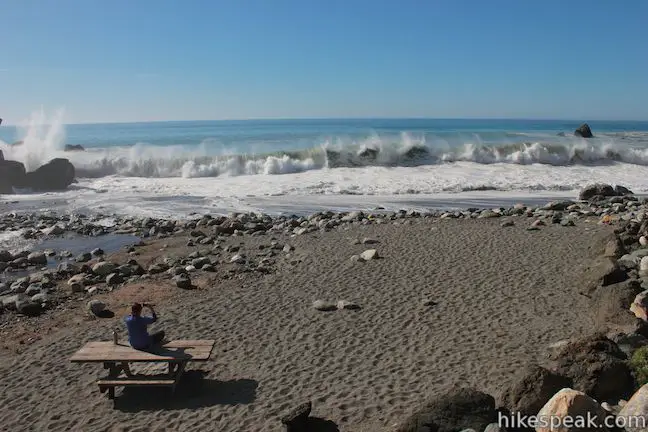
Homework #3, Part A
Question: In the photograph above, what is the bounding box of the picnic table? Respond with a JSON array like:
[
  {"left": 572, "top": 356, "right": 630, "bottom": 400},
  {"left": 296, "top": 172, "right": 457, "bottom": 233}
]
[{"left": 70, "top": 339, "right": 215, "bottom": 400}]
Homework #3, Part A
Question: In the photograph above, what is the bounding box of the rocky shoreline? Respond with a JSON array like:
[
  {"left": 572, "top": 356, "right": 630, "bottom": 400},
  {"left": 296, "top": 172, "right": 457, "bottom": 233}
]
[{"left": 2, "top": 182, "right": 648, "bottom": 430}]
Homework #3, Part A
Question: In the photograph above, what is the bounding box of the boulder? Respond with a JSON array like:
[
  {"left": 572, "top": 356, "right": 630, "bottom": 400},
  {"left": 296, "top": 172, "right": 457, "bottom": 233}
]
[
  {"left": 0, "top": 159, "right": 26, "bottom": 193},
  {"left": 24, "top": 158, "right": 75, "bottom": 191},
  {"left": 27, "top": 251, "right": 47, "bottom": 266},
  {"left": 498, "top": 364, "right": 573, "bottom": 417},
  {"left": 604, "top": 237, "right": 626, "bottom": 259},
  {"left": 578, "top": 183, "right": 615, "bottom": 201},
  {"left": 64, "top": 144, "right": 85, "bottom": 152},
  {"left": 574, "top": 123, "right": 594, "bottom": 138},
  {"left": 536, "top": 388, "right": 609, "bottom": 432},
  {"left": 617, "top": 384, "right": 648, "bottom": 432},
  {"left": 92, "top": 262, "right": 117, "bottom": 276},
  {"left": 594, "top": 279, "right": 643, "bottom": 327},
  {"left": 396, "top": 387, "right": 496, "bottom": 432},
  {"left": 584, "top": 257, "right": 628, "bottom": 294},
  {"left": 549, "top": 334, "right": 635, "bottom": 402}
]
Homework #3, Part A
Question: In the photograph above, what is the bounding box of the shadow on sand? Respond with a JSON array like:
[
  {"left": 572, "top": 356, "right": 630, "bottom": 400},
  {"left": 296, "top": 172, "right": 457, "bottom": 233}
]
[
  {"left": 113, "top": 370, "right": 258, "bottom": 412},
  {"left": 307, "top": 417, "right": 340, "bottom": 432}
]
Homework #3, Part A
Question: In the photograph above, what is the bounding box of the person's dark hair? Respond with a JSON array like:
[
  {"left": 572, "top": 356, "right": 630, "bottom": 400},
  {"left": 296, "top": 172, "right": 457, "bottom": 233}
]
[{"left": 131, "top": 303, "right": 143, "bottom": 316}]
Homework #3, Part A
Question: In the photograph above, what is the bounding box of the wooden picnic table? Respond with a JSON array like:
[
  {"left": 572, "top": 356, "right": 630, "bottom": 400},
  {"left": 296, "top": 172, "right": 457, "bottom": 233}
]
[{"left": 70, "top": 339, "right": 215, "bottom": 400}]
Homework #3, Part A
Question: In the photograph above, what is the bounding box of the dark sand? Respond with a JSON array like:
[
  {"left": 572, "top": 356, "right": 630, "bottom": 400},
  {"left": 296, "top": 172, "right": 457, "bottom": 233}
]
[{"left": 0, "top": 216, "right": 614, "bottom": 431}]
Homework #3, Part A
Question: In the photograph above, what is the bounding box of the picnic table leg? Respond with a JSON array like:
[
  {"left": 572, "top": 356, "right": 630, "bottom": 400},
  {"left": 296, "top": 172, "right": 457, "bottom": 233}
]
[
  {"left": 101, "top": 362, "right": 121, "bottom": 400},
  {"left": 171, "top": 361, "right": 187, "bottom": 394}
]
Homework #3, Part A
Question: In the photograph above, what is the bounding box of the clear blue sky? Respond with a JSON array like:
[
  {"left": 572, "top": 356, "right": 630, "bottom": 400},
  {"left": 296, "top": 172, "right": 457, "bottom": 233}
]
[{"left": 1, "top": 0, "right": 647, "bottom": 124}]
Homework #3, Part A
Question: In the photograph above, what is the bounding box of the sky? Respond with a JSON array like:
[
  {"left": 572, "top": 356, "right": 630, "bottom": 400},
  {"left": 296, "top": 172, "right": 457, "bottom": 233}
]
[{"left": 1, "top": 0, "right": 647, "bottom": 124}]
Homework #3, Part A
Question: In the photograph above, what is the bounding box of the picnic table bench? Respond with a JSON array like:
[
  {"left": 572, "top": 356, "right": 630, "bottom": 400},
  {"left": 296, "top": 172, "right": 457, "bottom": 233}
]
[{"left": 70, "top": 339, "right": 215, "bottom": 400}]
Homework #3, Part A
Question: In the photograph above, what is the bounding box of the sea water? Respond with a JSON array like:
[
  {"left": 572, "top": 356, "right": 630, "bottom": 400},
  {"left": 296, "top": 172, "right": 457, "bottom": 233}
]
[{"left": 1, "top": 110, "right": 648, "bottom": 218}]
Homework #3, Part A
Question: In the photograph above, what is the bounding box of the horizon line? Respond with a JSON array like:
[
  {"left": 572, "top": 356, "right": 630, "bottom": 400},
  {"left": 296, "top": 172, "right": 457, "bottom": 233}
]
[{"left": 2, "top": 116, "right": 648, "bottom": 127}]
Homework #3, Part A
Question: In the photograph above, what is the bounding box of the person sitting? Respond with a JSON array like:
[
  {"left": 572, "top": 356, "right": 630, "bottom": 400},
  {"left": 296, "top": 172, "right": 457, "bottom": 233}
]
[{"left": 124, "top": 303, "right": 166, "bottom": 350}]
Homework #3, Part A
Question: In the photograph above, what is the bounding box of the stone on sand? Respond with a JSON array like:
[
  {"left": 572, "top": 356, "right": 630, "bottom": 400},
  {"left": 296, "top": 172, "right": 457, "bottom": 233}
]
[
  {"left": 280, "top": 401, "right": 311, "bottom": 431},
  {"left": 336, "top": 300, "right": 361, "bottom": 310},
  {"left": 360, "top": 249, "right": 378, "bottom": 261},
  {"left": 174, "top": 274, "right": 192, "bottom": 289},
  {"left": 92, "top": 262, "right": 117, "bottom": 276},
  {"left": 87, "top": 299, "right": 106, "bottom": 316},
  {"left": 312, "top": 300, "right": 337, "bottom": 312}
]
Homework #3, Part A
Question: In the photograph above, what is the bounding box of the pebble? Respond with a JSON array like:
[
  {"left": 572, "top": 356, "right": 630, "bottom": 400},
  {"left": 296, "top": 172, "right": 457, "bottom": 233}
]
[
  {"left": 359, "top": 249, "right": 378, "bottom": 261},
  {"left": 337, "top": 300, "right": 361, "bottom": 310}
]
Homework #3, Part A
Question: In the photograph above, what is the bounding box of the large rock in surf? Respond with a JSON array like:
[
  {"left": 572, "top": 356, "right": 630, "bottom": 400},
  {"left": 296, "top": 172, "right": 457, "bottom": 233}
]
[
  {"left": 64, "top": 144, "right": 85, "bottom": 152},
  {"left": 574, "top": 123, "right": 594, "bottom": 138},
  {"left": 0, "top": 157, "right": 27, "bottom": 194},
  {"left": 578, "top": 183, "right": 633, "bottom": 201},
  {"left": 24, "top": 158, "right": 75, "bottom": 191}
]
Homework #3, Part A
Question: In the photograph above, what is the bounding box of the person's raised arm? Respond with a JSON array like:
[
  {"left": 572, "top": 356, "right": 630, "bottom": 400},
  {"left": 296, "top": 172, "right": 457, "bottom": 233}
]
[{"left": 143, "top": 304, "right": 157, "bottom": 323}]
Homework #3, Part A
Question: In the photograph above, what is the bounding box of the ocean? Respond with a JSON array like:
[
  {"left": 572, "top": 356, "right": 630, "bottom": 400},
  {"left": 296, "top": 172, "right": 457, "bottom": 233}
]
[{"left": 1, "top": 112, "right": 648, "bottom": 218}]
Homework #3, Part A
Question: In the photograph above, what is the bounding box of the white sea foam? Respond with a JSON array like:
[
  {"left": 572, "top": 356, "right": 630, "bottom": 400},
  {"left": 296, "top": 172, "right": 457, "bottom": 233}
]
[{"left": 3, "top": 109, "right": 648, "bottom": 218}]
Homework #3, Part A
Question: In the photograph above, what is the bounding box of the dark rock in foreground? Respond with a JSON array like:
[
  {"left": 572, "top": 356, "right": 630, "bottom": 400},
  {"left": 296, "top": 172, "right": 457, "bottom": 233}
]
[
  {"left": 575, "top": 123, "right": 594, "bottom": 138},
  {"left": 498, "top": 364, "right": 572, "bottom": 417},
  {"left": 397, "top": 387, "right": 496, "bottom": 432},
  {"left": 24, "top": 158, "right": 76, "bottom": 191},
  {"left": 0, "top": 158, "right": 27, "bottom": 194},
  {"left": 549, "top": 333, "right": 635, "bottom": 402}
]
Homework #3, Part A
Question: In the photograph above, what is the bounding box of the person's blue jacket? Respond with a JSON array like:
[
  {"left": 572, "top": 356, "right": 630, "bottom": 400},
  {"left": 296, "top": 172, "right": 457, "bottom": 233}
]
[{"left": 124, "top": 313, "right": 157, "bottom": 349}]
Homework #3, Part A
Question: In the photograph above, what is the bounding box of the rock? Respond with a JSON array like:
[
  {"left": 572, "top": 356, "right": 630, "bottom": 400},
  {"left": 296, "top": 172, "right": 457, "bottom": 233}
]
[
  {"left": 91, "top": 248, "right": 104, "bottom": 256},
  {"left": 615, "top": 185, "right": 633, "bottom": 196},
  {"left": 1, "top": 294, "right": 21, "bottom": 310},
  {"left": 631, "top": 290, "right": 648, "bottom": 321},
  {"left": 579, "top": 183, "right": 615, "bottom": 201},
  {"left": 106, "top": 273, "right": 124, "bottom": 285},
  {"left": 202, "top": 264, "right": 216, "bottom": 272},
  {"left": 230, "top": 254, "right": 245, "bottom": 264},
  {"left": 43, "top": 225, "right": 65, "bottom": 236},
  {"left": 396, "top": 387, "right": 496, "bottom": 432},
  {"left": 500, "top": 220, "right": 515, "bottom": 227},
  {"left": 191, "top": 257, "right": 211, "bottom": 269},
  {"left": 336, "top": 300, "right": 361, "bottom": 310},
  {"left": 64, "top": 144, "right": 85, "bottom": 152},
  {"left": 550, "top": 334, "right": 634, "bottom": 401},
  {"left": 617, "top": 384, "right": 648, "bottom": 432},
  {"left": 24, "top": 284, "right": 42, "bottom": 296},
  {"left": 641, "top": 236, "right": 648, "bottom": 247},
  {"left": 594, "top": 279, "right": 643, "bottom": 327},
  {"left": 280, "top": 401, "right": 311, "bottom": 432},
  {"left": 147, "top": 264, "right": 168, "bottom": 274},
  {"left": 69, "top": 282, "right": 84, "bottom": 293},
  {"left": 92, "top": 262, "right": 117, "bottom": 276},
  {"left": 542, "top": 200, "right": 576, "bottom": 211},
  {"left": 174, "top": 274, "right": 192, "bottom": 289},
  {"left": 16, "top": 298, "right": 43, "bottom": 316},
  {"left": 574, "top": 123, "right": 594, "bottom": 138},
  {"left": 23, "top": 158, "right": 75, "bottom": 191},
  {"left": 312, "top": 300, "right": 337, "bottom": 312},
  {"left": 360, "top": 249, "right": 378, "bottom": 261},
  {"left": 30, "top": 293, "right": 50, "bottom": 304},
  {"left": 498, "top": 364, "right": 573, "bottom": 417},
  {"left": 87, "top": 299, "right": 106, "bottom": 316},
  {"left": 531, "top": 219, "right": 546, "bottom": 227},
  {"left": 560, "top": 219, "right": 576, "bottom": 227},
  {"left": 0, "top": 159, "right": 27, "bottom": 193},
  {"left": 0, "top": 250, "right": 12, "bottom": 262},
  {"left": 604, "top": 237, "right": 626, "bottom": 259},
  {"left": 536, "top": 388, "right": 609, "bottom": 432},
  {"left": 27, "top": 251, "right": 47, "bottom": 265},
  {"left": 75, "top": 252, "right": 91, "bottom": 263},
  {"left": 585, "top": 257, "right": 628, "bottom": 293}
]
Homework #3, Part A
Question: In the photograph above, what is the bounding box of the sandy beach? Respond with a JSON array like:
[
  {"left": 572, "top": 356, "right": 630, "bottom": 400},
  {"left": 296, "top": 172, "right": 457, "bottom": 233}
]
[{"left": 0, "top": 209, "right": 617, "bottom": 431}]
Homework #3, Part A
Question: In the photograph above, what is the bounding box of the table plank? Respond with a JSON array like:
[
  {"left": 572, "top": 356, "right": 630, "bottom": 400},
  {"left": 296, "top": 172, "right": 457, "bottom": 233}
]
[{"left": 70, "top": 340, "right": 215, "bottom": 363}]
